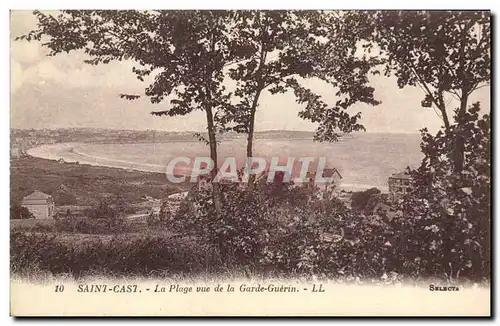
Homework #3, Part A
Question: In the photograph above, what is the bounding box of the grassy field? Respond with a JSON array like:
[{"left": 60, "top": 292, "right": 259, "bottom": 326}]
[
  {"left": 10, "top": 156, "right": 189, "bottom": 206},
  {"left": 10, "top": 219, "right": 54, "bottom": 228}
]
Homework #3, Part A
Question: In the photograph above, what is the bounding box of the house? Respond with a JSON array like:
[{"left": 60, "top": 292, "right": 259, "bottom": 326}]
[
  {"left": 21, "top": 190, "right": 56, "bottom": 219},
  {"left": 307, "top": 167, "right": 343, "bottom": 194},
  {"left": 388, "top": 171, "right": 411, "bottom": 202}
]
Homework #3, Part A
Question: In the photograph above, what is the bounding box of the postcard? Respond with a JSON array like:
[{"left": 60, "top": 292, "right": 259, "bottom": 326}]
[{"left": 10, "top": 9, "right": 491, "bottom": 316}]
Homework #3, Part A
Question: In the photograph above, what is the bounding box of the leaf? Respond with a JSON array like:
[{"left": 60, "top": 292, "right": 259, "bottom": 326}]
[{"left": 119, "top": 94, "right": 141, "bottom": 100}]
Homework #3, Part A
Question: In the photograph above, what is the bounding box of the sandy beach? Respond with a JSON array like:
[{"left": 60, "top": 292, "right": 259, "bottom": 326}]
[
  {"left": 26, "top": 142, "right": 391, "bottom": 192},
  {"left": 27, "top": 143, "right": 167, "bottom": 174}
]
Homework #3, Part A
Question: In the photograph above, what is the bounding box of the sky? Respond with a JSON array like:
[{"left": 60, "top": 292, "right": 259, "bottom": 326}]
[{"left": 10, "top": 10, "right": 491, "bottom": 134}]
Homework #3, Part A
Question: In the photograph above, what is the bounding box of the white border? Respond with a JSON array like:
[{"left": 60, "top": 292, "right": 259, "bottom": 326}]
[{"left": 3, "top": 1, "right": 498, "bottom": 325}]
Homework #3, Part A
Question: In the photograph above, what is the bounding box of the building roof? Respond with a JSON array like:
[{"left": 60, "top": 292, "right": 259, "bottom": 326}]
[
  {"left": 324, "top": 168, "right": 342, "bottom": 179},
  {"left": 390, "top": 171, "right": 411, "bottom": 180},
  {"left": 23, "top": 190, "right": 52, "bottom": 201},
  {"left": 307, "top": 168, "right": 342, "bottom": 179}
]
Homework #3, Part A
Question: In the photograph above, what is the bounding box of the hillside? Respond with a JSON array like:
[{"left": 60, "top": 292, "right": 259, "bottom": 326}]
[{"left": 10, "top": 156, "right": 186, "bottom": 206}]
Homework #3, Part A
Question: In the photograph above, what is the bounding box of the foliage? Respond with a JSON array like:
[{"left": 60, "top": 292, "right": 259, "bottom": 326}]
[
  {"left": 52, "top": 189, "right": 78, "bottom": 205},
  {"left": 169, "top": 164, "right": 489, "bottom": 282},
  {"left": 19, "top": 10, "right": 255, "bottom": 157},
  {"left": 85, "top": 200, "right": 117, "bottom": 219},
  {"left": 350, "top": 187, "right": 383, "bottom": 214},
  {"left": 20, "top": 11, "right": 382, "bottom": 142},
  {"left": 400, "top": 103, "right": 490, "bottom": 280},
  {"left": 259, "top": 208, "right": 400, "bottom": 279},
  {"left": 352, "top": 10, "right": 490, "bottom": 129},
  {"left": 54, "top": 217, "right": 129, "bottom": 234},
  {"left": 173, "top": 181, "right": 396, "bottom": 279},
  {"left": 53, "top": 200, "right": 134, "bottom": 234},
  {"left": 20, "top": 10, "right": 385, "bottom": 194},
  {"left": 171, "top": 180, "right": 308, "bottom": 264},
  {"left": 348, "top": 11, "right": 490, "bottom": 173},
  {"left": 19, "top": 10, "right": 256, "bottom": 217},
  {"left": 219, "top": 11, "right": 380, "bottom": 160},
  {"left": 11, "top": 231, "right": 221, "bottom": 278},
  {"left": 10, "top": 204, "right": 35, "bottom": 220},
  {"left": 158, "top": 201, "right": 171, "bottom": 225}
]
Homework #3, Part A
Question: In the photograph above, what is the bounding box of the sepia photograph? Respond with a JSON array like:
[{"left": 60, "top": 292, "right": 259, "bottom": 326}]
[{"left": 9, "top": 9, "right": 491, "bottom": 316}]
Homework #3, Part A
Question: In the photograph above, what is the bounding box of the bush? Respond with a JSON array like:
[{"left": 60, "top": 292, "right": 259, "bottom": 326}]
[
  {"left": 172, "top": 181, "right": 352, "bottom": 271},
  {"left": 257, "top": 196, "right": 401, "bottom": 279},
  {"left": 398, "top": 105, "right": 490, "bottom": 281},
  {"left": 173, "top": 164, "right": 489, "bottom": 282},
  {"left": 171, "top": 183, "right": 271, "bottom": 266},
  {"left": 11, "top": 232, "right": 77, "bottom": 275},
  {"left": 54, "top": 216, "right": 129, "bottom": 234},
  {"left": 10, "top": 231, "right": 221, "bottom": 278},
  {"left": 85, "top": 200, "right": 118, "bottom": 219},
  {"left": 12, "top": 109, "right": 490, "bottom": 283},
  {"left": 10, "top": 204, "right": 35, "bottom": 220},
  {"left": 54, "top": 199, "right": 135, "bottom": 234},
  {"left": 350, "top": 187, "right": 387, "bottom": 215},
  {"left": 52, "top": 190, "right": 78, "bottom": 205}
]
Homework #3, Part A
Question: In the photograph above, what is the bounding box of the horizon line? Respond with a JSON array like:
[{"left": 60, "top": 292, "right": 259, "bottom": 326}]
[{"left": 10, "top": 127, "right": 422, "bottom": 135}]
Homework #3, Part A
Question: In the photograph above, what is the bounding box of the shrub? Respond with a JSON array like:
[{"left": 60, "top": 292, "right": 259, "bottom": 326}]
[
  {"left": 172, "top": 181, "right": 349, "bottom": 269},
  {"left": 86, "top": 200, "right": 118, "bottom": 219},
  {"left": 171, "top": 183, "right": 270, "bottom": 266},
  {"left": 10, "top": 231, "right": 221, "bottom": 278},
  {"left": 258, "top": 197, "right": 401, "bottom": 280},
  {"left": 10, "top": 204, "right": 35, "bottom": 220},
  {"left": 11, "top": 231, "right": 77, "bottom": 275},
  {"left": 54, "top": 216, "right": 129, "bottom": 234},
  {"left": 398, "top": 105, "right": 490, "bottom": 281},
  {"left": 350, "top": 187, "right": 387, "bottom": 215},
  {"left": 54, "top": 199, "right": 135, "bottom": 234},
  {"left": 52, "top": 190, "right": 78, "bottom": 205},
  {"left": 173, "top": 164, "right": 489, "bottom": 282}
]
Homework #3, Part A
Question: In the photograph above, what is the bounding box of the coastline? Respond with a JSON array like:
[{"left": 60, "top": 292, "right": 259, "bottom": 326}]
[
  {"left": 26, "top": 142, "right": 389, "bottom": 192},
  {"left": 26, "top": 142, "right": 166, "bottom": 174}
]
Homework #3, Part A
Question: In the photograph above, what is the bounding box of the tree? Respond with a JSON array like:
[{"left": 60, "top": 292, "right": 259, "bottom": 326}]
[
  {"left": 10, "top": 204, "right": 35, "bottom": 220},
  {"left": 220, "top": 11, "right": 380, "bottom": 184},
  {"left": 400, "top": 103, "right": 490, "bottom": 280},
  {"left": 19, "top": 10, "right": 255, "bottom": 216},
  {"left": 158, "top": 200, "right": 170, "bottom": 226},
  {"left": 325, "top": 10, "right": 492, "bottom": 281},
  {"left": 351, "top": 187, "right": 382, "bottom": 214},
  {"left": 352, "top": 10, "right": 490, "bottom": 172}
]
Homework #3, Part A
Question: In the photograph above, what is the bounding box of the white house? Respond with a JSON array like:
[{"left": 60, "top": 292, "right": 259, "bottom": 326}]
[
  {"left": 21, "top": 190, "right": 56, "bottom": 219},
  {"left": 388, "top": 171, "right": 411, "bottom": 202}
]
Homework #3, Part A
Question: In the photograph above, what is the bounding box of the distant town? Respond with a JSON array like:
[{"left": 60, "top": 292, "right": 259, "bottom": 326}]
[{"left": 10, "top": 128, "right": 317, "bottom": 158}]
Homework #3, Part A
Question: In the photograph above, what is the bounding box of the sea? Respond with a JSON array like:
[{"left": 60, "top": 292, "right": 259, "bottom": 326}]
[{"left": 27, "top": 132, "right": 423, "bottom": 192}]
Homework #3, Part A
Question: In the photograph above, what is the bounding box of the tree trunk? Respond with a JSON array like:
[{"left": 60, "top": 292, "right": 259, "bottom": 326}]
[
  {"left": 205, "top": 105, "right": 222, "bottom": 218},
  {"left": 452, "top": 22, "right": 472, "bottom": 174},
  {"left": 246, "top": 88, "right": 263, "bottom": 185},
  {"left": 246, "top": 21, "right": 268, "bottom": 185},
  {"left": 436, "top": 91, "right": 450, "bottom": 130},
  {"left": 441, "top": 108, "right": 451, "bottom": 131},
  {"left": 204, "top": 26, "right": 222, "bottom": 218},
  {"left": 453, "top": 96, "right": 469, "bottom": 174}
]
